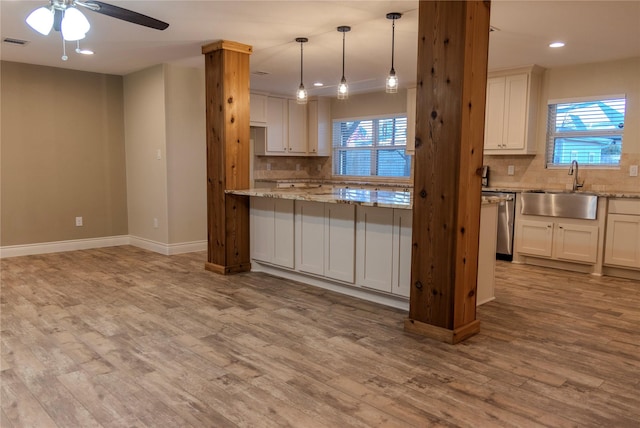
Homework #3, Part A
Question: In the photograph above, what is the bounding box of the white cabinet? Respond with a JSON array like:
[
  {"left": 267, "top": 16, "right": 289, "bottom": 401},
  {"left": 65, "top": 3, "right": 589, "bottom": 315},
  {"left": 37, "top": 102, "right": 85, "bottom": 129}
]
[
  {"left": 355, "top": 206, "right": 411, "bottom": 297},
  {"left": 295, "top": 200, "right": 325, "bottom": 275},
  {"left": 392, "top": 209, "right": 412, "bottom": 298},
  {"left": 324, "top": 204, "right": 356, "bottom": 283},
  {"left": 405, "top": 87, "right": 416, "bottom": 155},
  {"left": 516, "top": 218, "right": 599, "bottom": 264},
  {"left": 307, "top": 98, "right": 331, "bottom": 156},
  {"left": 483, "top": 66, "right": 542, "bottom": 155},
  {"left": 287, "top": 99, "right": 307, "bottom": 154},
  {"left": 250, "top": 93, "right": 267, "bottom": 126},
  {"left": 265, "top": 97, "right": 288, "bottom": 153},
  {"left": 250, "top": 197, "right": 294, "bottom": 268},
  {"left": 604, "top": 199, "right": 640, "bottom": 270},
  {"left": 254, "top": 97, "right": 309, "bottom": 156}
]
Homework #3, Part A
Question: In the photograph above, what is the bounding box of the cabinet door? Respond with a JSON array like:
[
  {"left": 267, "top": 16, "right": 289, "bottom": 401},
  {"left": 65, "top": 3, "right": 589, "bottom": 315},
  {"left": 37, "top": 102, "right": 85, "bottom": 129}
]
[
  {"left": 273, "top": 199, "right": 295, "bottom": 268},
  {"left": 324, "top": 204, "right": 356, "bottom": 283},
  {"left": 604, "top": 214, "right": 640, "bottom": 269},
  {"left": 307, "top": 98, "right": 331, "bottom": 156},
  {"left": 295, "top": 201, "right": 325, "bottom": 275},
  {"left": 251, "top": 197, "right": 275, "bottom": 263},
  {"left": 392, "top": 209, "right": 412, "bottom": 298},
  {"left": 553, "top": 223, "right": 599, "bottom": 264},
  {"left": 287, "top": 99, "right": 307, "bottom": 154},
  {"left": 516, "top": 219, "right": 553, "bottom": 258},
  {"left": 356, "top": 206, "right": 394, "bottom": 292},
  {"left": 266, "top": 97, "right": 287, "bottom": 153},
  {"left": 484, "top": 77, "right": 506, "bottom": 150},
  {"left": 503, "top": 73, "right": 528, "bottom": 150},
  {"left": 250, "top": 93, "right": 267, "bottom": 125}
]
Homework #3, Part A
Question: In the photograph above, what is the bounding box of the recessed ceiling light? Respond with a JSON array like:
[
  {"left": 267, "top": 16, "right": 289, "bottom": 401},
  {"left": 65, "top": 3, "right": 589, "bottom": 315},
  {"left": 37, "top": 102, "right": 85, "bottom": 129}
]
[
  {"left": 313, "top": 82, "right": 323, "bottom": 87},
  {"left": 549, "top": 42, "right": 565, "bottom": 48},
  {"left": 76, "top": 48, "right": 94, "bottom": 55}
]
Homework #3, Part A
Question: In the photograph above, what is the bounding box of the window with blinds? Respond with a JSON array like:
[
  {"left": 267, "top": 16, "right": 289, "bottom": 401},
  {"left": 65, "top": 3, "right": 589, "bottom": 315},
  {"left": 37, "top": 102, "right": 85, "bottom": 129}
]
[
  {"left": 332, "top": 115, "right": 411, "bottom": 177},
  {"left": 546, "top": 96, "right": 625, "bottom": 167}
]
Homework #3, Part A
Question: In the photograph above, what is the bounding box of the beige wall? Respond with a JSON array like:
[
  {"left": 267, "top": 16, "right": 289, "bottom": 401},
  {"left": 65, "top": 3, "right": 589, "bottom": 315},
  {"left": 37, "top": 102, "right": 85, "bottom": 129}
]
[
  {"left": 0, "top": 61, "right": 128, "bottom": 246},
  {"left": 123, "top": 65, "right": 169, "bottom": 243},
  {"left": 164, "top": 65, "right": 207, "bottom": 244},
  {"left": 484, "top": 57, "right": 640, "bottom": 193},
  {"left": 331, "top": 89, "right": 407, "bottom": 119}
]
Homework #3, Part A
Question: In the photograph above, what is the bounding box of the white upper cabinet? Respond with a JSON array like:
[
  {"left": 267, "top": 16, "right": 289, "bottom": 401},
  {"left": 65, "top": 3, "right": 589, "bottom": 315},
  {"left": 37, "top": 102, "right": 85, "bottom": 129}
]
[
  {"left": 287, "top": 99, "right": 307, "bottom": 155},
  {"left": 483, "top": 66, "right": 543, "bottom": 155},
  {"left": 250, "top": 93, "right": 267, "bottom": 126},
  {"left": 254, "top": 96, "right": 313, "bottom": 156},
  {"left": 307, "top": 98, "right": 331, "bottom": 156}
]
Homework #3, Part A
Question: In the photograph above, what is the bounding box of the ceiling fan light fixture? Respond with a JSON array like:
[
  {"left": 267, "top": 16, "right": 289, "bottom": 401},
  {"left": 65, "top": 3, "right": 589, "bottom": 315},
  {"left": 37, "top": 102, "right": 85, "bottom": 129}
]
[
  {"left": 26, "top": 6, "right": 54, "bottom": 36},
  {"left": 61, "top": 7, "right": 90, "bottom": 41},
  {"left": 385, "top": 12, "right": 402, "bottom": 94}
]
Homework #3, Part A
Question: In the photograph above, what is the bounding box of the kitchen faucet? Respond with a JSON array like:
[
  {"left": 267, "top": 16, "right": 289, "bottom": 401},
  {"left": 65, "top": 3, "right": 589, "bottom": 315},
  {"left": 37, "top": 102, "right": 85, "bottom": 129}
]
[{"left": 568, "top": 160, "right": 584, "bottom": 191}]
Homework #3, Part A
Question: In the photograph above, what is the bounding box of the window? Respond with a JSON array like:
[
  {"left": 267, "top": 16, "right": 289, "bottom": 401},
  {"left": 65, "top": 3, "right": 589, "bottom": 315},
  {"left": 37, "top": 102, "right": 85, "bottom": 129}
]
[
  {"left": 332, "top": 115, "right": 411, "bottom": 177},
  {"left": 546, "top": 96, "right": 625, "bottom": 167}
]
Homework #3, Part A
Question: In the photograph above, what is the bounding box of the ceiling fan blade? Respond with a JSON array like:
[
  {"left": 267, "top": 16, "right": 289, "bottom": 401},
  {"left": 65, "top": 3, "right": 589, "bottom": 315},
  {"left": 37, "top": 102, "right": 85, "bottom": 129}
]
[{"left": 80, "top": 1, "right": 169, "bottom": 30}]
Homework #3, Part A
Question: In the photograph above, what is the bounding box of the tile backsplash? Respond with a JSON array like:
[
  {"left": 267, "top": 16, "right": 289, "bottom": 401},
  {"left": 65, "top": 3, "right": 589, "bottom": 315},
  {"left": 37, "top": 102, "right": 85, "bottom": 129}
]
[
  {"left": 484, "top": 153, "right": 640, "bottom": 193},
  {"left": 253, "top": 156, "right": 332, "bottom": 181}
]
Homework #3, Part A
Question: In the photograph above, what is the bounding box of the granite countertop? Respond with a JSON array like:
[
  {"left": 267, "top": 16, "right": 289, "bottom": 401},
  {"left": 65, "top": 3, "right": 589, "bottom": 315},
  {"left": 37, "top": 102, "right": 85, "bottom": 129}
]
[{"left": 228, "top": 185, "right": 505, "bottom": 209}]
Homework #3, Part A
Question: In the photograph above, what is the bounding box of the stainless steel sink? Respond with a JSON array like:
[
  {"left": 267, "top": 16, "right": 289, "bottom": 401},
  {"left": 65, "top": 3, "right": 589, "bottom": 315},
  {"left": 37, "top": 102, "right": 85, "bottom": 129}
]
[{"left": 520, "top": 191, "right": 598, "bottom": 220}]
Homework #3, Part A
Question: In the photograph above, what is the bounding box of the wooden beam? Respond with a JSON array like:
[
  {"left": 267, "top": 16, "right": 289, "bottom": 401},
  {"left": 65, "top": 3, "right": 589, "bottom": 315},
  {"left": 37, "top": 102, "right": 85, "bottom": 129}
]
[
  {"left": 407, "top": 1, "right": 491, "bottom": 343},
  {"left": 202, "top": 40, "right": 252, "bottom": 274}
]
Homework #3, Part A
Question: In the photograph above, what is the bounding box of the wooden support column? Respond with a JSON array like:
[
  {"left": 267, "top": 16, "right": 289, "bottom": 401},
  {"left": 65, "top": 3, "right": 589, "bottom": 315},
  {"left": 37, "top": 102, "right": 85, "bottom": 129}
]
[
  {"left": 404, "top": 1, "right": 491, "bottom": 343},
  {"left": 202, "top": 40, "right": 252, "bottom": 274}
]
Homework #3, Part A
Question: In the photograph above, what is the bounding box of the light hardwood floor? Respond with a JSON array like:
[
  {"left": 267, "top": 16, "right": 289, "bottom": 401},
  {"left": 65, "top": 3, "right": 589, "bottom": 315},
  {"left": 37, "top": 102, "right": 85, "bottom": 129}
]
[{"left": 1, "top": 246, "right": 639, "bottom": 427}]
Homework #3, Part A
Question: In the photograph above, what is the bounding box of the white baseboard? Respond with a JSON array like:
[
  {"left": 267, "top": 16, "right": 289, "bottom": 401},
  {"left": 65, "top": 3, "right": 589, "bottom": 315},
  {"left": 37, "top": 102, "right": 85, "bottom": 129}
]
[
  {"left": 0, "top": 236, "right": 207, "bottom": 258},
  {"left": 0, "top": 236, "right": 130, "bottom": 258},
  {"left": 128, "top": 236, "right": 207, "bottom": 255}
]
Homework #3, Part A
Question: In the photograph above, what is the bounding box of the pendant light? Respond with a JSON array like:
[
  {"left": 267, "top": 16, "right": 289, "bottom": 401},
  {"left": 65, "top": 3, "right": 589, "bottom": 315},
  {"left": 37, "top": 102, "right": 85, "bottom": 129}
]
[
  {"left": 385, "top": 12, "right": 402, "bottom": 94},
  {"left": 337, "top": 26, "right": 351, "bottom": 100},
  {"left": 295, "top": 37, "right": 308, "bottom": 105}
]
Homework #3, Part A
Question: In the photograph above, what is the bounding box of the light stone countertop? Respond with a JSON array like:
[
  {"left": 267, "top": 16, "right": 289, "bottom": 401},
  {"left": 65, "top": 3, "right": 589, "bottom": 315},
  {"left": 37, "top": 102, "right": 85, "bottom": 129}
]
[
  {"left": 483, "top": 187, "right": 640, "bottom": 199},
  {"left": 228, "top": 185, "right": 505, "bottom": 210}
]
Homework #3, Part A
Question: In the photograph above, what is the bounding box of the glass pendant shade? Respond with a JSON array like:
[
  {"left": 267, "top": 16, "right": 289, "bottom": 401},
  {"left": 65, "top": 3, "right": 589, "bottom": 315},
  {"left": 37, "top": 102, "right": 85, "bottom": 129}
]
[
  {"left": 26, "top": 7, "right": 54, "bottom": 36},
  {"left": 337, "top": 77, "right": 348, "bottom": 100},
  {"left": 386, "top": 70, "right": 398, "bottom": 93},
  {"left": 297, "top": 84, "right": 308, "bottom": 104},
  {"left": 61, "top": 8, "right": 90, "bottom": 41}
]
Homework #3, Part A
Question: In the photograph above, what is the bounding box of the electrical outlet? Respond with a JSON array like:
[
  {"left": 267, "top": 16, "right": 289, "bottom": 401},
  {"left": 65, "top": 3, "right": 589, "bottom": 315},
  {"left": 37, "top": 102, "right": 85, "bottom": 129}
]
[
  {"left": 507, "top": 165, "right": 515, "bottom": 176},
  {"left": 317, "top": 164, "right": 322, "bottom": 172},
  {"left": 75, "top": 216, "right": 83, "bottom": 227},
  {"left": 630, "top": 165, "right": 638, "bottom": 177},
  {"left": 156, "top": 149, "right": 162, "bottom": 160},
  {"left": 296, "top": 164, "right": 301, "bottom": 171},
  {"left": 266, "top": 163, "right": 271, "bottom": 171},
  {"left": 153, "top": 218, "right": 159, "bottom": 228}
]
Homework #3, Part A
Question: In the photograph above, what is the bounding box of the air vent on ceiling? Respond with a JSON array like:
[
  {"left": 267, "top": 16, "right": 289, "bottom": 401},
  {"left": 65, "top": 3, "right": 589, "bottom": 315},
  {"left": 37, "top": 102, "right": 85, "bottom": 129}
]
[
  {"left": 3, "top": 37, "right": 29, "bottom": 46},
  {"left": 252, "top": 71, "right": 269, "bottom": 76}
]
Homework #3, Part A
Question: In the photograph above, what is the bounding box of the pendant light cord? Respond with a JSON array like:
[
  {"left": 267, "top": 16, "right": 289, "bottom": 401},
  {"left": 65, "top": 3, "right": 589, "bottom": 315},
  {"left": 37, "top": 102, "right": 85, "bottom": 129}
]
[
  {"left": 300, "top": 41, "right": 304, "bottom": 85},
  {"left": 390, "top": 18, "right": 396, "bottom": 72},
  {"left": 341, "top": 30, "right": 346, "bottom": 79}
]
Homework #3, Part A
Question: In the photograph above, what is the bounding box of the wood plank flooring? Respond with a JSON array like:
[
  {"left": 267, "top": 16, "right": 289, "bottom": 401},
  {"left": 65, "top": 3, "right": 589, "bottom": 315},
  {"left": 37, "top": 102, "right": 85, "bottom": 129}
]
[{"left": 1, "top": 246, "right": 639, "bottom": 427}]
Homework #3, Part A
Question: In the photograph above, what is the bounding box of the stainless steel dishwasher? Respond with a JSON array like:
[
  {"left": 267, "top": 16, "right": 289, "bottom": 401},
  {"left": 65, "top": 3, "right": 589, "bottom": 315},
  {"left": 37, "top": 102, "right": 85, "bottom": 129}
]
[{"left": 482, "top": 191, "right": 516, "bottom": 261}]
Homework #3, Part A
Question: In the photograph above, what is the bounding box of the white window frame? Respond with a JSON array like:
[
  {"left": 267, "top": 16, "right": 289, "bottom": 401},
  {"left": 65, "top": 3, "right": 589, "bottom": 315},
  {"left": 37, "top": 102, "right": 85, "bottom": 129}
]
[
  {"left": 332, "top": 114, "right": 411, "bottom": 179},
  {"left": 545, "top": 94, "right": 625, "bottom": 169}
]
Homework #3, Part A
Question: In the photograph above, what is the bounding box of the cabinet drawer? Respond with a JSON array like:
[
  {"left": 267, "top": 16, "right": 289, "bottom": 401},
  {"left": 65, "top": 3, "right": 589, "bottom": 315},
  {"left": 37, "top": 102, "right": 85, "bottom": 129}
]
[{"left": 608, "top": 199, "right": 640, "bottom": 215}]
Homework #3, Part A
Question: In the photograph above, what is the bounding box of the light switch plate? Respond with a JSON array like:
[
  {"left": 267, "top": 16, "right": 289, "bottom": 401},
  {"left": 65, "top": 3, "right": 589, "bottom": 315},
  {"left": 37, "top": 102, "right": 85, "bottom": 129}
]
[
  {"left": 630, "top": 165, "right": 638, "bottom": 177},
  {"left": 507, "top": 165, "right": 515, "bottom": 176},
  {"left": 75, "top": 216, "right": 83, "bottom": 227}
]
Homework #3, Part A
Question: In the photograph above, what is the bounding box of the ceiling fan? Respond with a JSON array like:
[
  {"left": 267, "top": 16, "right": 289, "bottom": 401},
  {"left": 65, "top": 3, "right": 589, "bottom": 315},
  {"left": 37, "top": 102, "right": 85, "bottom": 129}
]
[{"left": 26, "top": 0, "right": 169, "bottom": 59}]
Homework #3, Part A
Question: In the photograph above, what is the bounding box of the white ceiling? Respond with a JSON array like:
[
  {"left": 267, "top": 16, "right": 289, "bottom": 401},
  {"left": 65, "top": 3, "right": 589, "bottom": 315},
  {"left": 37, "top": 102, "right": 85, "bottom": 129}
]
[{"left": 2, "top": 1, "right": 639, "bottom": 97}]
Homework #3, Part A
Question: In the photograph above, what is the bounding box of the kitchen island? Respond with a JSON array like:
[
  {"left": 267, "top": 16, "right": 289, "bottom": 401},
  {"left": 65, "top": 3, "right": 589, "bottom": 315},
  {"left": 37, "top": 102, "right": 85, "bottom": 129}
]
[{"left": 228, "top": 185, "right": 500, "bottom": 310}]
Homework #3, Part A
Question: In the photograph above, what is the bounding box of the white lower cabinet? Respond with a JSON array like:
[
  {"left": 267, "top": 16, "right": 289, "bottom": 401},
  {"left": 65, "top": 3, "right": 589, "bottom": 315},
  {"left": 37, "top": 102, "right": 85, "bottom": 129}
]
[
  {"left": 250, "top": 197, "right": 294, "bottom": 268},
  {"left": 516, "top": 218, "right": 599, "bottom": 264},
  {"left": 355, "top": 206, "right": 412, "bottom": 298},
  {"left": 324, "top": 204, "right": 356, "bottom": 283},
  {"left": 295, "top": 200, "right": 326, "bottom": 275},
  {"left": 604, "top": 199, "right": 640, "bottom": 270}
]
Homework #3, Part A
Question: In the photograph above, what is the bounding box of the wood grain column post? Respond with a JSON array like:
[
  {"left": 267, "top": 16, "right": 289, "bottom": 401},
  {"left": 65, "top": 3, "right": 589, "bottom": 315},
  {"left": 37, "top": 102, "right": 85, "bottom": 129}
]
[
  {"left": 202, "top": 40, "right": 252, "bottom": 275},
  {"left": 404, "top": 1, "right": 491, "bottom": 343}
]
